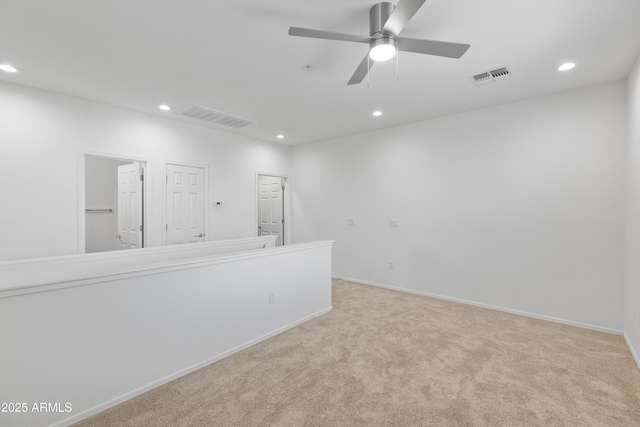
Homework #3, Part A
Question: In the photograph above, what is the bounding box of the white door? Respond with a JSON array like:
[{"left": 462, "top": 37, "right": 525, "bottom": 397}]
[
  {"left": 116, "top": 162, "right": 143, "bottom": 250},
  {"left": 166, "top": 164, "right": 205, "bottom": 245},
  {"left": 258, "top": 175, "right": 284, "bottom": 246}
]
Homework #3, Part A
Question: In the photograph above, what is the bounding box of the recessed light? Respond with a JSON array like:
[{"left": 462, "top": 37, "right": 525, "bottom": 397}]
[
  {"left": 372, "top": 111, "right": 382, "bottom": 117},
  {"left": 276, "top": 134, "right": 284, "bottom": 139},
  {"left": 557, "top": 62, "right": 576, "bottom": 71},
  {"left": 0, "top": 64, "right": 19, "bottom": 73},
  {"left": 158, "top": 104, "right": 172, "bottom": 111}
]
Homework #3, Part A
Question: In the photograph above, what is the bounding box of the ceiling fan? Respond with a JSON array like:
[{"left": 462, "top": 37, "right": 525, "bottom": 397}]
[{"left": 288, "top": 0, "right": 470, "bottom": 85}]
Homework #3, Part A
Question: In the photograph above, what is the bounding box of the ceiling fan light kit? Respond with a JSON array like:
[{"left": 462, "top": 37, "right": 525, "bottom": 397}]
[
  {"left": 369, "top": 36, "right": 397, "bottom": 62},
  {"left": 288, "top": 0, "right": 470, "bottom": 85}
]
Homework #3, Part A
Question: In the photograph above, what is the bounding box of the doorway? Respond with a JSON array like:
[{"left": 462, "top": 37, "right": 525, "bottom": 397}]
[
  {"left": 83, "top": 155, "right": 146, "bottom": 253},
  {"left": 257, "top": 174, "right": 285, "bottom": 246}
]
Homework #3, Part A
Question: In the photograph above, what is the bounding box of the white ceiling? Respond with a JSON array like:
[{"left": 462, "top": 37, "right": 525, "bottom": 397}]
[{"left": 1, "top": 0, "right": 639, "bottom": 146}]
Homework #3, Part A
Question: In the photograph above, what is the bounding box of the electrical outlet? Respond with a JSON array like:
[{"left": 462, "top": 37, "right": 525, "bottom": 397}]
[
  {"left": 388, "top": 261, "right": 395, "bottom": 270},
  {"left": 269, "top": 290, "right": 276, "bottom": 304},
  {"left": 348, "top": 217, "right": 355, "bottom": 225}
]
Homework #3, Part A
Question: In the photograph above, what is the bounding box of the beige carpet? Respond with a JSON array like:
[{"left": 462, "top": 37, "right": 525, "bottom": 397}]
[{"left": 74, "top": 279, "right": 640, "bottom": 426}]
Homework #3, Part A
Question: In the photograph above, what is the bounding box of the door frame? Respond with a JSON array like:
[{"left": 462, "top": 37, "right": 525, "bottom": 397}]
[
  {"left": 163, "top": 161, "right": 209, "bottom": 246},
  {"left": 255, "top": 171, "right": 290, "bottom": 246},
  {"left": 77, "top": 151, "right": 151, "bottom": 254}
]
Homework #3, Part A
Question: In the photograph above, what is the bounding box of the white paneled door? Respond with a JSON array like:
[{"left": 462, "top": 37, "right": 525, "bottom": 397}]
[
  {"left": 116, "top": 162, "right": 143, "bottom": 250},
  {"left": 166, "top": 164, "right": 205, "bottom": 245},
  {"left": 258, "top": 175, "right": 284, "bottom": 246}
]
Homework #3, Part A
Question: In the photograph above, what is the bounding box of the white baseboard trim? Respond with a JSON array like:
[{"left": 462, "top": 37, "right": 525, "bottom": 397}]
[
  {"left": 53, "top": 306, "right": 333, "bottom": 427},
  {"left": 624, "top": 333, "right": 640, "bottom": 372},
  {"left": 333, "top": 275, "right": 623, "bottom": 336}
]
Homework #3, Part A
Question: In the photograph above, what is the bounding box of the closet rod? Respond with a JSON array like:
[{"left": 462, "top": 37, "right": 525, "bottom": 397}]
[{"left": 85, "top": 208, "right": 114, "bottom": 213}]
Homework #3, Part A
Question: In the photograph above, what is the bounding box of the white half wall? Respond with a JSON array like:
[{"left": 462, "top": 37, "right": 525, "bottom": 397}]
[
  {"left": 625, "top": 53, "right": 640, "bottom": 366},
  {"left": 0, "top": 240, "right": 333, "bottom": 427},
  {"left": 0, "top": 80, "right": 291, "bottom": 262},
  {"left": 292, "top": 81, "right": 628, "bottom": 332}
]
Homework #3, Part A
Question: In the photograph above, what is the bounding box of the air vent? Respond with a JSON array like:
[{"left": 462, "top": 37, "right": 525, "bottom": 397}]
[
  {"left": 472, "top": 72, "right": 493, "bottom": 86},
  {"left": 490, "top": 67, "right": 511, "bottom": 80},
  {"left": 470, "top": 66, "right": 512, "bottom": 87},
  {"left": 179, "top": 105, "right": 256, "bottom": 128}
]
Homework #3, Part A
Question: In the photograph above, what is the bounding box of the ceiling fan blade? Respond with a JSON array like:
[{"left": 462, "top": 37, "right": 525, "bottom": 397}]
[
  {"left": 347, "top": 53, "right": 375, "bottom": 85},
  {"left": 382, "top": 0, "right": 427, "bottom": 35},
  {"left": 289, "top": 27, "right": 371, "bottom": 44},
  {"left": 397, "top": 37, "right": 470, "bottom": 58}
]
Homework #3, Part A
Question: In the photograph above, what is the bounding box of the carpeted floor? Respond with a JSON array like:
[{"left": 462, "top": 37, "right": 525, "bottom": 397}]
[{"left": 74, "top": 279, "right": 640, "bottom": 426}]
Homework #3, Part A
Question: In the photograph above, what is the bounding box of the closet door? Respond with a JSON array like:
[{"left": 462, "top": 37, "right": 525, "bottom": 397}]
[{"left": 166, "top": 164, "right": 205, "bottom": 245}]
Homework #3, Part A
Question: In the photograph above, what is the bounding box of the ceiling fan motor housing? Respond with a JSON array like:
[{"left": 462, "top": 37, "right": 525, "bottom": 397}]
[{"left": 370, "top": 2, "right": 396, "bottom": 36}]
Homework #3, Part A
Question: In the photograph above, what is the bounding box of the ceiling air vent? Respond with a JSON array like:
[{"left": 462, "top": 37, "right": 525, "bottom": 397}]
[
  {"left": 470, "top": 66, "right": 512, "bottom": 87},
  {"left": 179, "top": 105, "right": 256, "bottom": 128},
  {"left": 490, "top": 67, "right": 511, "bottom": 80},
  {"left": 471, "top": 72, "right": 493, "bottom": 86}
]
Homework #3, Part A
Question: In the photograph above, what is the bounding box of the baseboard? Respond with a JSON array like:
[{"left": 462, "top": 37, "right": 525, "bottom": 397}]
[
  {"left": 53, "top": 306, "right": 333, "bottom": 427},
  {"left": 624, "top": 333, "right": 640, "bottom": 372},
  {"left": 333, "top": 275, "right": 623, "bottom": 336}
]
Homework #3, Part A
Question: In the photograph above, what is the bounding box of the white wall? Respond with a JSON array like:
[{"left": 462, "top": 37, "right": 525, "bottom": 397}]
[
  {"left": 625, "top": 54, "right": 640, "bottom": 365},
  {"left": 0, "top": 81, "right": 291, "bottom": 261},
  {"left": 293, "top": 81, "right": 628, "bottom": 332},
  {"left": 1, "top": 74, "right": 632, "bottom": 334}
]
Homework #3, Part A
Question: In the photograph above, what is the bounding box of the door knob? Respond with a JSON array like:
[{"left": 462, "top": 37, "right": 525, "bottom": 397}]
[
  {"left": 115, "top": 234, "right": 122, "bottom": 240},
  {"left": 195, "top": 233, "right": 203, "bottom": 238}
]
